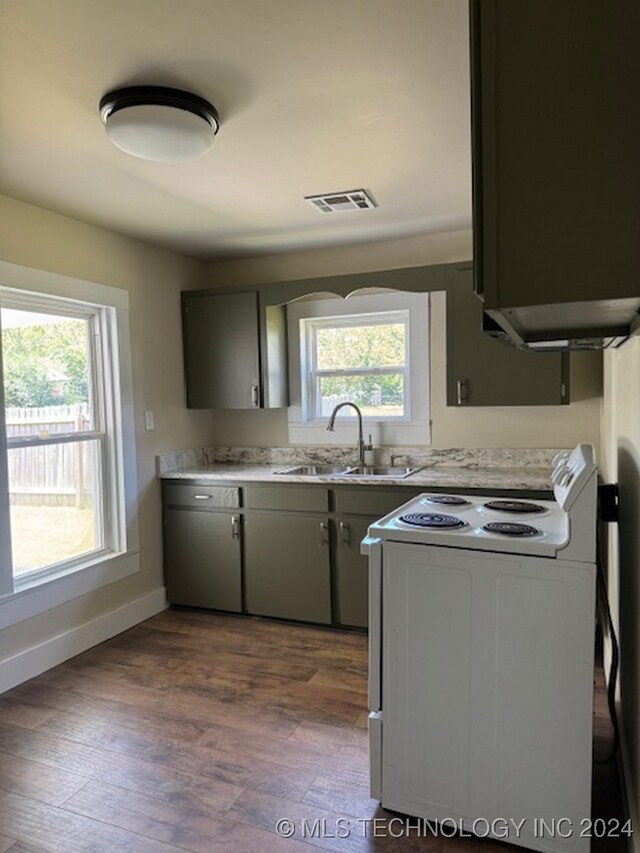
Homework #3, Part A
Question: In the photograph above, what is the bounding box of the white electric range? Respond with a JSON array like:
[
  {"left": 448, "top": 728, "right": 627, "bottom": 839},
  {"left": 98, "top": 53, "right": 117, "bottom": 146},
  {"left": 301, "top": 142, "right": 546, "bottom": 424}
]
[{"left": 362, "top": 444, "right": 598, "bottom": 853}]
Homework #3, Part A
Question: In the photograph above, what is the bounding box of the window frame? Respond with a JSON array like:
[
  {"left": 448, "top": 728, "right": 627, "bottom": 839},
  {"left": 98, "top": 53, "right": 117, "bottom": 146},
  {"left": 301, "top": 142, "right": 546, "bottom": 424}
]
[
  {"left": 2, "top": 292, "right": 121, "bottom": 583},
  {"left": 287, "top": 291, "right": 431, "bottom": 446},
  {"left": 302, "top": 309, "right": 411, "bottom": 422},
  {"left": 0, "top": 260, "right": 138, "bottom": 629}
]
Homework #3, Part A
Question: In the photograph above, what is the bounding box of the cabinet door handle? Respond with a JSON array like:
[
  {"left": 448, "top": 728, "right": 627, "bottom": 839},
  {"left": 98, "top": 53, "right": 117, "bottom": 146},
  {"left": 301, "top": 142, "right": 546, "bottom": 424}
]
[
  {"left": 457, "top": 378, "right": 468, "bottom": 406},
  {"left": 339, "top": 521, "right": 351, "bottom": 546},
  {"left": 231, "top": 515, "right": 240, "bottom": 539},
  {"left": 319, "top": 520, "right": 329, "bottom": 546},
  {"left": 193, "top": 494, "right": 211, "bottom": 500},
  {"left": 251, "top": 384, "right": 260, "bottom": 407}
]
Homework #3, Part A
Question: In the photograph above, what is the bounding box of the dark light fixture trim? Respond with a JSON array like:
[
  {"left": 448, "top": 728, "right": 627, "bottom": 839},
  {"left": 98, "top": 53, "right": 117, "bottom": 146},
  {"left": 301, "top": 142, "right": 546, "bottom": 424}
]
[{"left": 99, "top": 86, "right": 219, "bottom": 134}]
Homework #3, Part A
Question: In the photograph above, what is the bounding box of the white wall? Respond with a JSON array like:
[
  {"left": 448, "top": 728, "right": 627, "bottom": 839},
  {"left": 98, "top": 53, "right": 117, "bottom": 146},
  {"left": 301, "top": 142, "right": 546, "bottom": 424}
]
[
  {"left": 0, "top": 194, "right": 212, "bottom": 668},
  {"left": 206, "top": 229, "right": 602, "bottom": 452},
  {"left": 602, "top": 337, "right": 640, "bottom": 843}
]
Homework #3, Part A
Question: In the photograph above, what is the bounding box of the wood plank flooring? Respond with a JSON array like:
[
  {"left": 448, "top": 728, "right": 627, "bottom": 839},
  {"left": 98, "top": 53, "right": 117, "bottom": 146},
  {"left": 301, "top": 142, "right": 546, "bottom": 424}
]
[{"left": 0, "top": 609, "right": 628, "bottom": 853}]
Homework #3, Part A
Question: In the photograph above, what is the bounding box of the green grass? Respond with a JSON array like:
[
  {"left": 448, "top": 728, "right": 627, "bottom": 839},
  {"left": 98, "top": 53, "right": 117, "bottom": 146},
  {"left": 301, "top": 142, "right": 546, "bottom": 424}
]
[{"left": 10, "top": 504, "right": 96, "bottom": 575}]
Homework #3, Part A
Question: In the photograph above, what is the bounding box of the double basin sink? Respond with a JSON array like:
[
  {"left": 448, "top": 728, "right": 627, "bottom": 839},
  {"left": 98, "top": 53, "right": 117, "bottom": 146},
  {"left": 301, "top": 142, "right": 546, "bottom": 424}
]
[{"left": 274, "top": 463, "right": 422, "bottom": 479}]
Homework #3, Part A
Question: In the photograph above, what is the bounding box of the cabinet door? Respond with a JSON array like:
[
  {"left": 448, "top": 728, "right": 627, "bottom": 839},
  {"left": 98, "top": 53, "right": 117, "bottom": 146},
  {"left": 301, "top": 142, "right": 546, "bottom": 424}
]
[
  {"left": 335, "top": 515, "right": 373, "bottom": 628},
  {"left": 446, "top": 268, "right": 569, "bottom": 406},
  {"left": 183, "top": 291, "right": 260, "bottom": 409},
  {"left": 471, "top": 0, "right": 640, "bottom": 309},
  {"left": 244, "top": 513, "right": 331, "bottom": 624},
  {"left": 164, "top": 508, "right": 242, "bottom": 612}
]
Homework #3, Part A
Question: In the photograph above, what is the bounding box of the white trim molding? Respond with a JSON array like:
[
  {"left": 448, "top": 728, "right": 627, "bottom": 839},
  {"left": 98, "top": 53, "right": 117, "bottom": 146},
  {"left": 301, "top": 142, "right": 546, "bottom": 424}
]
[
  {"left": 0, "top": 259, "right": 139, "bottom": 616},
  {"left": 0, "top": 587, "right": 167, "bottom": 695},
  {"left": 287, "top": 291, "right": 431, "bottom": 446}
]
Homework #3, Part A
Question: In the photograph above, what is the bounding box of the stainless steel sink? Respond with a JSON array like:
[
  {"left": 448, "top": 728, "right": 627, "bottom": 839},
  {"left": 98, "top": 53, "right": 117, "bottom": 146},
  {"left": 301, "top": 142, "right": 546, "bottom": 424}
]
[
  {"left": 342, "top": 465, "right": 423, "bottom": 479},
  {"left": 274, "top": 464, "right": 423, "bottom": 478},
  {"left": 274, "top": 464, "right": 353, "bottom": 476}
]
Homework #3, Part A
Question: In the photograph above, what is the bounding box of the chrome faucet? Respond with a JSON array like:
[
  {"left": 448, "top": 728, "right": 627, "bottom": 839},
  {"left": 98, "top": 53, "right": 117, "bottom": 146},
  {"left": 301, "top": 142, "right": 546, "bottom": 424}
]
[{"left": 326, "top": 401, "right": 372, "bottom": 466}]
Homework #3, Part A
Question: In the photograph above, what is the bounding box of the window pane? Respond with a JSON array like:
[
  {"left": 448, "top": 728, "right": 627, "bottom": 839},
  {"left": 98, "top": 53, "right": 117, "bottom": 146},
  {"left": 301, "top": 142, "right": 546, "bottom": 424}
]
[
  {"left": 8, "top": 439, "right": 103, "bottom": 576},
  {"left": 2, "top": 308, "right": 93, "bottom": 438},
  {"left": 318, "top": 374, "right": 405, "bottom": 417},
  {"left": 315, "top": 322, "right": 405, "bottom": 370}
]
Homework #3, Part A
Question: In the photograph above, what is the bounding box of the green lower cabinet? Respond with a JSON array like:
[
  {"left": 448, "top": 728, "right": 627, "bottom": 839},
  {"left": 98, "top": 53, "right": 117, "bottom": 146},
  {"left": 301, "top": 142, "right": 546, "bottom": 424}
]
[
  {"left": 164, "top": 508, "right": 242, "bottom": 612},
  {"left": 335, "top": 516, "right": 374, "bottom": 629},
  {"left": 162, "top": 482, "right": 429, "bottom": 628},
  {"left": 244, "top": 512, "right": 332, "bottom": 624}
]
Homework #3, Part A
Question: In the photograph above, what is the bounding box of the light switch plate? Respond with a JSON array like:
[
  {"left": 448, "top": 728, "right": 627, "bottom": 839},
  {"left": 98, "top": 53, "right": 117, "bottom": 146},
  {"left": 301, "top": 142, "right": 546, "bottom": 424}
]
[{"left": 144, "top": 410, "right": 155, "bottom": 431}]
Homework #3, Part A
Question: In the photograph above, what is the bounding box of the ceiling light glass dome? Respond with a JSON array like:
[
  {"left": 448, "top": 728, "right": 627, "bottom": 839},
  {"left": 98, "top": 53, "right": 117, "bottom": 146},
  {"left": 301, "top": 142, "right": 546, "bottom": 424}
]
[{"left": 99, "top": 86, "right": 219, "bottom": 162}]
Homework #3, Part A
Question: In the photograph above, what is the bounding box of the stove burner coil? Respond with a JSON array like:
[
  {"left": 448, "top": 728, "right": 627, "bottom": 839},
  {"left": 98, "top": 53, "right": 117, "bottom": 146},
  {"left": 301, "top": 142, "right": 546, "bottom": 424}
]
[
  {"left": 483, "top": 500, "right": 545, "bottom": 514},
  {"left": 423, "top": 495, "right": 471, "bottom": 506},
  {"left": 399, "top": 512, "right": 467, "bottom": 529},
  {"left": 483, "top": 521, "right": 540, "bottom": 537}
]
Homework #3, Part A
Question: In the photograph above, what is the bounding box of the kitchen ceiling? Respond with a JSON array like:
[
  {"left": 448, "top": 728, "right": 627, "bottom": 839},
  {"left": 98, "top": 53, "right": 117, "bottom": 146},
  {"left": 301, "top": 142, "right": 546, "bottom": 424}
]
[{"left": 0, "top": 0, "right": 472, "bottom": 260}]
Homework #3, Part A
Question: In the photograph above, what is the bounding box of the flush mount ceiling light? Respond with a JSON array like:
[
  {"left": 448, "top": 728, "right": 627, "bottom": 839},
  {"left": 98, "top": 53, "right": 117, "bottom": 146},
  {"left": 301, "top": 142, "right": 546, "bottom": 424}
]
[{"left": 99, "top": 86, "right": 219, "bottom": 162}]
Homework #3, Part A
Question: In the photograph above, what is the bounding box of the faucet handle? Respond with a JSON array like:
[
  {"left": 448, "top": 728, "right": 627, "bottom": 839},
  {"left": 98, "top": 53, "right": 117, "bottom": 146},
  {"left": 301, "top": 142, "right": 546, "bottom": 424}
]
[
  {"left": 390, "top": 451, "right": 408, "bottom": 467},
  {"left": 365, "top": 433, "right": 373, "bottom": 450}
]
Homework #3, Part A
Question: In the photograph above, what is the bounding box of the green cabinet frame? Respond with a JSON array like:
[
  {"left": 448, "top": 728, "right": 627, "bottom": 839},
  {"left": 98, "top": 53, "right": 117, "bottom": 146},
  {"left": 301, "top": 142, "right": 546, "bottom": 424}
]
[{"left": 446, "top": 267, "right": 569, "bottom": 406}]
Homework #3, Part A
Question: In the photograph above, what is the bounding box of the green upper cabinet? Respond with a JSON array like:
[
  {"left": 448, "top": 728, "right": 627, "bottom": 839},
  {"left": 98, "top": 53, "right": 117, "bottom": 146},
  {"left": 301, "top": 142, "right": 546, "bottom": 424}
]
[
  {"left": 470, "top": 0, "right": 640, "bottom": 314},
  {"left": 446, "top": 267, "right": 569, "bottom": 406},
  {"left": 182, "top": 290, "right": 287, "bottom": 409}
]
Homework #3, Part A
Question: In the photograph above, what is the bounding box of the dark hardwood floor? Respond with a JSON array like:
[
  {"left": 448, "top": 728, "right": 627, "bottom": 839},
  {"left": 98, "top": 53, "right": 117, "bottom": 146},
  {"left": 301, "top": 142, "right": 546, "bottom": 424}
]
[{"left": 0, "top": 610, "right": 628, "bottom": 852}]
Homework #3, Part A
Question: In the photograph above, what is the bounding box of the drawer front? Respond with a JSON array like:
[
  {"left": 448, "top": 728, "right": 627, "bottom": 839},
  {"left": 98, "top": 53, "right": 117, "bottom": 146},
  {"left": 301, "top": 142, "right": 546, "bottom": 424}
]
[
  {"left": 245, "top": 485, "right": 328, "bottom": 512},
  {"left": 333, "top": 487, "right": 422, "bottom": 517},
  {"left": 163, "top": 483, "right": 240, "bottom": 509}
]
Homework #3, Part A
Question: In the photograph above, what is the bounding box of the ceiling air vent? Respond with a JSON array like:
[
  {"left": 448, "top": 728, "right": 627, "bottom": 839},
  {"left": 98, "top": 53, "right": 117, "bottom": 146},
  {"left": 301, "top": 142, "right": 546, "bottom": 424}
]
[{"left": 305, "top": 189, "right": 377, "bottom": 213}]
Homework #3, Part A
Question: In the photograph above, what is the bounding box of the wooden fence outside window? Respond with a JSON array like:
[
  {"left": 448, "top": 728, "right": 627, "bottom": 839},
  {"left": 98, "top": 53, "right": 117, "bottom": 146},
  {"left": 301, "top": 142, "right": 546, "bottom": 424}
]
[{"left": 6, "top": 403, "right": 91, "bottom": 507}]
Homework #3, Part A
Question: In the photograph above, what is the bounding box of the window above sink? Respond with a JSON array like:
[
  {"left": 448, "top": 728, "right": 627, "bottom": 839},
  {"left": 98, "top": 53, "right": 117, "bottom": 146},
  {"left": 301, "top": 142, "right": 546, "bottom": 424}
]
[
  {"left": 305, "top": 310, "right": 409, "bottom": 420},
  {"left": 287, "top": 291, "right": 431, "bottom": 447}
]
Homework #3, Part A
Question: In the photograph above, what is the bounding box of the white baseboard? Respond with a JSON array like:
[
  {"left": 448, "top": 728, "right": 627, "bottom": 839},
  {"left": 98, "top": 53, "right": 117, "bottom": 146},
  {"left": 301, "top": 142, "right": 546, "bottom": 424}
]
[{"left": 0, "top": 587, "right": 167, "bottom": 695}]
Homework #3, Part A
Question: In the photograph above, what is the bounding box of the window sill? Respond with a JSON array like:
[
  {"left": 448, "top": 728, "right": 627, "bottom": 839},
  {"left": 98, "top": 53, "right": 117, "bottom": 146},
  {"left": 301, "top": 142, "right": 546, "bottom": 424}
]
[{"left": 0, "top": 547, "right": 140, "bottom": 630}]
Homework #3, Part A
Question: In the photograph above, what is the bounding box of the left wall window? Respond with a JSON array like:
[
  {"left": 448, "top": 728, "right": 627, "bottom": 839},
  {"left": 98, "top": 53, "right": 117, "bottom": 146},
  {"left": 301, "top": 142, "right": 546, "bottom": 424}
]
[
  {"left": 2, "top": 295, "right": 110, "bottom": 579},
  {"left": 0, "top": 263, "right": 138, "bottom": 622}
]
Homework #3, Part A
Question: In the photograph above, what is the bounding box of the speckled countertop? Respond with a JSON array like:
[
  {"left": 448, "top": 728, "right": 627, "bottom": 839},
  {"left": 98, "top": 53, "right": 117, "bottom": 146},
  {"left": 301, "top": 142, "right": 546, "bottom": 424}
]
[
  {"left": 162, "top": 464, "right": 552, "bottom": 491},
  {"left": 158, "top": 446, "right": 559, "bottom": 492}
]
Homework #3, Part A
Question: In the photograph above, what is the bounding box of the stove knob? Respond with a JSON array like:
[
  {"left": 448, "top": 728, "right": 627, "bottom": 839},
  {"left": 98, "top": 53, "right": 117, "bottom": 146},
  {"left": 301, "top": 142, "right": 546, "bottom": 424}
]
[
  {"left": 552, "top": 464, "right": 569, "bottom": 484},
  {"left": 558, "top": 469, "right": 574, "bottom": 487}
]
